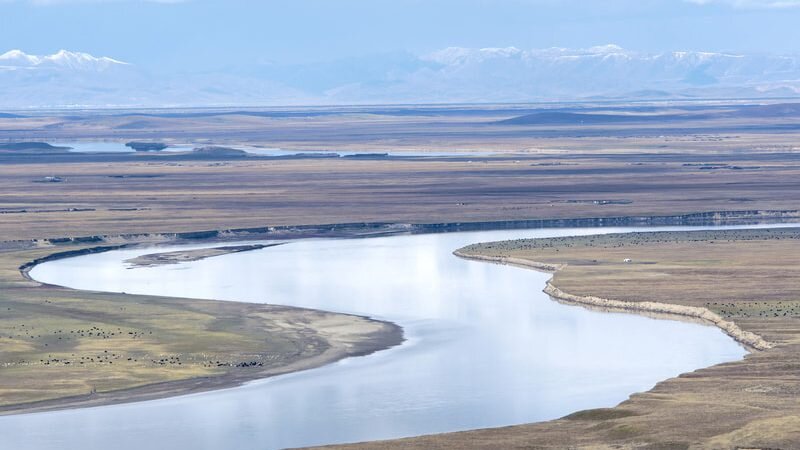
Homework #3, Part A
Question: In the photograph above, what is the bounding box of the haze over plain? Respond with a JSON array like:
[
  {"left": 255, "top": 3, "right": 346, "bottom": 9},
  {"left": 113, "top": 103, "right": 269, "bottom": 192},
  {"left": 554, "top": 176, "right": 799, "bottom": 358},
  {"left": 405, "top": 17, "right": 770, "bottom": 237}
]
[{"left": 3, "top": 0, "right": 800, "bottom": 107}]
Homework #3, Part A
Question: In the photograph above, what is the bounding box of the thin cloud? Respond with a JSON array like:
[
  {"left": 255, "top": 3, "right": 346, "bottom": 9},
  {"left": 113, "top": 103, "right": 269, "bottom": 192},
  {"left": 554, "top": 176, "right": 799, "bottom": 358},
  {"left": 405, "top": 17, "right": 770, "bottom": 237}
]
[
  {"left": 1, "top": 0, "right": 188, "bottom": 4},
  {"left": 686, "top": 0, "right": 800, "bottom": 8}
]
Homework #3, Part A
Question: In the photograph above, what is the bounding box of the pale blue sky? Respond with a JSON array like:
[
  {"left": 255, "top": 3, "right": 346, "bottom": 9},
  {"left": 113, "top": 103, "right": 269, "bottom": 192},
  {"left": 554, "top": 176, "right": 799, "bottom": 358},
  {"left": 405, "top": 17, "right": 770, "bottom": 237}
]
[{"left": 2, "top": 0, "right": 800, "bottom": 71}]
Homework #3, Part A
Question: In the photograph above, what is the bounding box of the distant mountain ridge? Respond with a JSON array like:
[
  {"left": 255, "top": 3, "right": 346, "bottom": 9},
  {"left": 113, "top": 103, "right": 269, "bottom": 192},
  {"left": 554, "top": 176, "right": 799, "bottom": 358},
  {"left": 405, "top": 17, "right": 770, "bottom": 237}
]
[
  {"left": 0, "top": 49, "right": 128, "bottom": 71},
  {"left": 1, "top": 46, "right": 800, "bottom": 108},
  {"left": 408, "top": 45, "right": 800, "bottom": 101}
]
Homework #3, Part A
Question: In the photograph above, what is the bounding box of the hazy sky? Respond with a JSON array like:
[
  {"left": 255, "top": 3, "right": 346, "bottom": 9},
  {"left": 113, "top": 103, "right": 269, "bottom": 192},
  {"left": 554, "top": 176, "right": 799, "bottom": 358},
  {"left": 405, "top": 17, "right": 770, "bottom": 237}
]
[{"left": 2, "top": 0, "right": 800, "bottom": 70}]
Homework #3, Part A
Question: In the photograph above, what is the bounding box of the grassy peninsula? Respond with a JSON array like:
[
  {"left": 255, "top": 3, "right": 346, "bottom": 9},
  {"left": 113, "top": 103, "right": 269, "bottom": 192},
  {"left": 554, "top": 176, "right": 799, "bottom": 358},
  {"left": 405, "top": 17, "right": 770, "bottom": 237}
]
[
  {"left": 328, "top": 228, "right": 800, "bottom": 449},
  {"left": 0, "top": 243, "right": 401, "bottom": 414}
]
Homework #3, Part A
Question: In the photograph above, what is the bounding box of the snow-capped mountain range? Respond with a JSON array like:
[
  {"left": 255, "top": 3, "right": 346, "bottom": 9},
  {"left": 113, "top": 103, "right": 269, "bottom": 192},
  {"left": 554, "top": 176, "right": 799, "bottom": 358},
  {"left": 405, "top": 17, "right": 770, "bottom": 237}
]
[
  {"left": 404, "top": 45, "right": 800, "bottom": 101},
  {"left": 0, "top": 49, "right": 128, "bottom": 72},
  {"left": 2, "top": 46, "right": 800, "bottom": 108}
]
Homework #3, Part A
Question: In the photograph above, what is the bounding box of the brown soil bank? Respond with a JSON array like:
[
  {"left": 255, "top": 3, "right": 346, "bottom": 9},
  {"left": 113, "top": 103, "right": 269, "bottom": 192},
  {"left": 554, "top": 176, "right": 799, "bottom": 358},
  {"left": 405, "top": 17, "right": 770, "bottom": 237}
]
[
  {"left": 323, "top": 227, "right": 800, "bottom": 450},
  {"left": 0, "top": 243, "right": 402, "bottom": 415}
]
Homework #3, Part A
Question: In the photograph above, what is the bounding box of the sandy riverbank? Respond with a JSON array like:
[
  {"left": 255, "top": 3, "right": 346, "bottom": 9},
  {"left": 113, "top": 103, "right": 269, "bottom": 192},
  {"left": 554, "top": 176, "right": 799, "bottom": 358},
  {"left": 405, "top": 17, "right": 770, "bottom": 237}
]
[
  {"left": 124, "top": 243, "right": 284, "bottom": 268},
  {"left": 452, "top": 249, "right": 772, "bottom": 351},
  {"left": 1, "top": 306, "right": 402, "bottom": 416},
  {"left": 0, "top": 241, "right": 403, "bottom": 415}
]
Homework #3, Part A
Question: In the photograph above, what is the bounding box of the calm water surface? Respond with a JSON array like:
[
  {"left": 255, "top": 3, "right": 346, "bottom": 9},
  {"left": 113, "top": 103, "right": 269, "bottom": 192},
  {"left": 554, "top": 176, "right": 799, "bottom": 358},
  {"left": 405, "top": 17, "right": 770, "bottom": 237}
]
[
  {"left": 55, "top": 141, "right": 196, "bottom": 153},
  {"left": 8, "top": 226, "right": 764, "bottom": 449},
  {"left": 53, "top": 140, "right": 500, "bottom": 157}
]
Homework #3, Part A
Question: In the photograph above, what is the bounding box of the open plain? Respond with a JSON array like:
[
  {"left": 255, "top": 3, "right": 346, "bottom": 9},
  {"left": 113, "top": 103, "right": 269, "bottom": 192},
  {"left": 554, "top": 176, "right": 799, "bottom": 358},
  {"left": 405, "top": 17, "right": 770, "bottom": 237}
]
[
  {"left": 3, "top": 102, "right": 800, "bottom": 242},
  {"left": 1, "top": 102, "right": 800, "bottom": 447}
]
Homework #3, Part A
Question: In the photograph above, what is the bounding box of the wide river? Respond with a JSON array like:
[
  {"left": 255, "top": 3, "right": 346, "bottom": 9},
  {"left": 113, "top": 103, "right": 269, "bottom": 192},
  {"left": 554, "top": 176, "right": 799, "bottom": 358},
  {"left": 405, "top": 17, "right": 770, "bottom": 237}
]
[{"left": 5, "top": 226, "right": 773, "bottom": 449}]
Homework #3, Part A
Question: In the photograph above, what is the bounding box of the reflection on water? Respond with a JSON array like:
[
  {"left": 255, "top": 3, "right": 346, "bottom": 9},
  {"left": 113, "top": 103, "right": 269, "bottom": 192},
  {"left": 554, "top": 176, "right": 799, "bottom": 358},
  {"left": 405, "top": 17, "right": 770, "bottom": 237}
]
[
  {"left": 11, "top": 226, "right": 755, "bottom": 449},
  {"left": 55, "top": 141, "right": 196, "bottom": 153}
]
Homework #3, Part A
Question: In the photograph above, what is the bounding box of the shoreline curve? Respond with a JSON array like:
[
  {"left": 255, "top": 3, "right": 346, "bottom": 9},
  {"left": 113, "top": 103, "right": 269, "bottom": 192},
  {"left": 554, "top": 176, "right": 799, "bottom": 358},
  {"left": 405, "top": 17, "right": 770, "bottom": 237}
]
[
  {"left": 4, "top": 245, "right": 404, "bottom": 416},
  {"left": 5, "top": 226, "right": 776, "bottom": 417},
  {"left": 452, "top": 250, "right": 773, "bottom": 352}
]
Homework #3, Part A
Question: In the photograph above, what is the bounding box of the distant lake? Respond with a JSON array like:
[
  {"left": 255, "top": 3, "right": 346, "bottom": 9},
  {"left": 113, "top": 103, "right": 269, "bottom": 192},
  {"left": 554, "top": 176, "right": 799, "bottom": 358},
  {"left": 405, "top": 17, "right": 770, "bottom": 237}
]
[
  {"left": 10, "top": 226, "right": 766, "bottom": 449},
  {"left": 55, "top": 141, "right": 196, "bottom": 153},
  {"left": 53, "top": 141, "right": 500, "bottom": 157}
]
